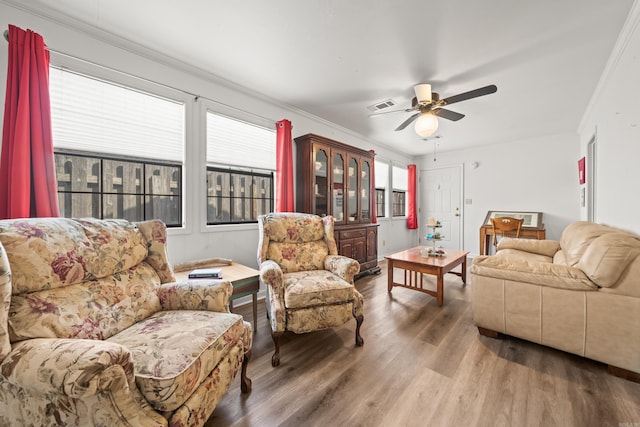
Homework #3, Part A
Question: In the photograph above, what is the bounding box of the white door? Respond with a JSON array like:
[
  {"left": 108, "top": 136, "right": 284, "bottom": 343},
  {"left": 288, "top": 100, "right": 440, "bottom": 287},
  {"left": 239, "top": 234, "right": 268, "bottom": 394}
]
[{"left": 420, "top": 165, "right": 463, "bottom": 250}]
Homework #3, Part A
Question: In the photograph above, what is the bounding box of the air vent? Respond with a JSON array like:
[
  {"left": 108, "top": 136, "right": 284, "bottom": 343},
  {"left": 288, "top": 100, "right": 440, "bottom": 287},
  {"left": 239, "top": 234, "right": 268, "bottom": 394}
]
[{"left": 367, "top": 99, "right": 396, "bottom": 112}]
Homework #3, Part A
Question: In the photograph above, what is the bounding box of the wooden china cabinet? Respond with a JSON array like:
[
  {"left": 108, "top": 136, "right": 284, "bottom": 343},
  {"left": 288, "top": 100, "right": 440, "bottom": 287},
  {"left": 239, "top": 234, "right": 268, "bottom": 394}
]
[{"left": 295, "top": 133, "right": 380, "bottom": 276}]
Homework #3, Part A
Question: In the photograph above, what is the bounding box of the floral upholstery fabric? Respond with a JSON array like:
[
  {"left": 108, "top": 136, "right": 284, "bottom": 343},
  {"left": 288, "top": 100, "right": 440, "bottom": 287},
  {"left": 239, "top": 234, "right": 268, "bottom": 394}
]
[
  {"left": 284, "top": 270, "right": 354, "bottom": 309},
  {"left": 107, "top": 310, "right": 248, "bottom": 411},
  {"left": 0, "top": 338, "right": 167, "bottom": 427},
  {"left": 0, "top": 217, "right": 251, "bottom": 427},
  {"left": 136, "top": 220, "right": 176, "bottom": 284},
  {"left": 257, "top": 212, "right": 363, "bottom": 347},
  {"left": 257, "top": 212, "right": 335, "bottom": 265},
  {"left": 159, "top": 279, "right": 232, "bottom": 313},
  {"left": 9, "top": 263, "right": 162, "bottom": 341},
  {"left": 0, "top": 244, "right": 11, "bottom": 362},
  {"left": 286, "top": 303, "right": 354, "bottom": 334},
  {"left": 0, "top": 218, "right": 149, "bottom": 294},
  {"left": 266, "top": 241, "right": 329, "bottom": 273}
]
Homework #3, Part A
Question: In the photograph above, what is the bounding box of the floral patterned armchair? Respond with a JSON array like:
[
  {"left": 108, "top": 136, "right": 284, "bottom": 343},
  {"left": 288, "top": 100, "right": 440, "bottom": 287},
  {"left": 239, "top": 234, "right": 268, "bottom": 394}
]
[
  {"left": 257, "top": 212, "right": 364, "bottom": 367},
  {"left": 0, "top": 217, "right": 252, "bottom": 427}
]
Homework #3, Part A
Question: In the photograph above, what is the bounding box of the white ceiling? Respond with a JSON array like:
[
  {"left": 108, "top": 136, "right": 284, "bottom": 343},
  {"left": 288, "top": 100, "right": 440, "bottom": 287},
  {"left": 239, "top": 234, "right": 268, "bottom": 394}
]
[{"left": 10, "top": 0, "right": 635, "bottom": 156}]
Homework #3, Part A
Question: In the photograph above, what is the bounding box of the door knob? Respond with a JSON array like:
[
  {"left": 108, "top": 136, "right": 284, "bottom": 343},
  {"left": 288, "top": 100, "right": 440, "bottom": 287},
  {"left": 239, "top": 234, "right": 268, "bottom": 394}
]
[{"left": 455, "top": 208, "right": 460, "bottom": 217}]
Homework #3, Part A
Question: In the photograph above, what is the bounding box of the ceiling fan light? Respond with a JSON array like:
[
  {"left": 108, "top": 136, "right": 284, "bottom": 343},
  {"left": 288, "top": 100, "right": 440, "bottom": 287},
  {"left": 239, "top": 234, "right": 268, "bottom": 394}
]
[
  {"left": 414, "top": 112, "right": 439, "bottom": 138},
  {"left": 414, "top": 84, "right": 432, "bottom": 104}
]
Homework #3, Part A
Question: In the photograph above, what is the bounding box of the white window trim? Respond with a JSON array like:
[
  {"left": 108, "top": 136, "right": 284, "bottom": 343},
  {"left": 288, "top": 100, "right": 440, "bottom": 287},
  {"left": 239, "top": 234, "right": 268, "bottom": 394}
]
[
  {"left": 50, "top": 54, "right": 194, "bottom": 234},
  {"left": 198, "top": 99, "right": 276, "bottom": 233}
]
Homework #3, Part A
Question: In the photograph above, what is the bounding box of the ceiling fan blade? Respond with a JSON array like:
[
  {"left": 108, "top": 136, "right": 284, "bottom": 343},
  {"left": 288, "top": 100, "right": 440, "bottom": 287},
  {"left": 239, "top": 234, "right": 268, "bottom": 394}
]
[
  {"left": 441, "top": 84, "right": 497, "bottom": 106},
  {"left": 368, "top": 107, "right": 415, "bottom": 118},
  {"left": 434, "top": 108, "right": 465, "bottom": 121},
  {"left": 395, "top": 112, "right": 420, "bottom": 131}
]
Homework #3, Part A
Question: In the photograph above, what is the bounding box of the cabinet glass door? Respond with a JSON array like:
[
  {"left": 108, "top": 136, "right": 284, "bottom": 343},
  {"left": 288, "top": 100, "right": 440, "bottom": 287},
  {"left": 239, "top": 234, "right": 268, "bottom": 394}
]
[
  {"left": 332, "top": 153, "right": 345, "bottom": 223},
  {"left": 347, "top": 157, "right": 359, "bottom": 223},
  {"left": 315, "top": 148, "right": 328, "bottom": 216},
  {"left": 361, "top": 160, "right": 371, "bottom": 221}
]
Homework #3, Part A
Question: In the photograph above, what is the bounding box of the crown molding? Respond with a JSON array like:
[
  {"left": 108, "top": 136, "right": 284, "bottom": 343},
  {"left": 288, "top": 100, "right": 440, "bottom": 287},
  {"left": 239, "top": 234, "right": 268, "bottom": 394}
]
[
  {"left": 1, "top": 0, "right": 380, "bottom": 149},
  {"left": 579, "top": 0, "right": 640, "bottom": 133}
]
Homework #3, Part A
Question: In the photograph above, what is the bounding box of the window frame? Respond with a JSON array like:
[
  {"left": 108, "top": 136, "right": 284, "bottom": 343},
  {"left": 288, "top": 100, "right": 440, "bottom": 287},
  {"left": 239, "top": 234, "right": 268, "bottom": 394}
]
[
  {"left": 203, "top": 105, "right": 276, "bottom": 228},
  {"left": 55, "top": 149, "right": 183, "bottom": 227},
  {"left": 375, "top": 188, "right": 386, "bottom": 218},
  {"left": 374, "top": 159, "right": 389, "bottom": 219},
  {"left": 48, "top": 54, "right": 190, "bottom": 229},
  {"left": 392, "top": 190, "right": 406, "bottom": 217},
  {"left": 206, "top": 166, "right": 274, "bottom": 225},
  {"left": 391, "top": 164, "right": 408, "bottom": 218}
]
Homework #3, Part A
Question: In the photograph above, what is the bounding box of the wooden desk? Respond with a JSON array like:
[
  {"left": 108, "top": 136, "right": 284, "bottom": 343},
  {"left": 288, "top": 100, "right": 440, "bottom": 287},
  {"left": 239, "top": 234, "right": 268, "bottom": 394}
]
[
  {"left": 386, "top": 247, "right": 468, "bottom": 306},
  {"left": 479, "top": 225, "right": 546, "bottom": 255},
  {"left": 174, "top": 259, "right": 260, "bottom": 332}
]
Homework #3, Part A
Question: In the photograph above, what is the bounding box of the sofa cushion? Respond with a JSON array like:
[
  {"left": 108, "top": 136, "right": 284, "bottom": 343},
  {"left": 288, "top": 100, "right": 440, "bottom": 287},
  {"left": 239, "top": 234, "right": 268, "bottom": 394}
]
[
  {"left": 576, "top": 232, "right": 640, "bottom": 287},
  {"left": 107, "top": 310, "right": 246, "bottom": 412},
  {"left": 267, "top": 241, "right": 329, "bottom": 273},
  {"left": 263, "top": 213, "right": 325, "bottom": 243},
  {"left": 495, "top": 248, "right": 553, "bottom": 264},
  {"left": 497, "top": 238, "right": 560, "bottom": 258},
  {"left": 0, "top": 218, "right": 148, "bottom": 294},
  {"left": 559, "top": 221, "right": 613, "bottom": 267},
  {"left": 9, "top": 263, "right": 162, "bottom": 341},
  {"left": 284, "top": 270, "right": 354, "bottom": 309},
  {"left": 471, "top": 256, "right": 597, "bottom": 291}
]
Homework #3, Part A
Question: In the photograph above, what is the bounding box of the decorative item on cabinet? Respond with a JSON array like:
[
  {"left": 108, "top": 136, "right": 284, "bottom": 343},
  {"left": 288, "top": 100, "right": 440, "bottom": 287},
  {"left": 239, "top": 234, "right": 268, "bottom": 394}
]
[{"left": 295, "top": 133, "right": 381, "bottom": 276}]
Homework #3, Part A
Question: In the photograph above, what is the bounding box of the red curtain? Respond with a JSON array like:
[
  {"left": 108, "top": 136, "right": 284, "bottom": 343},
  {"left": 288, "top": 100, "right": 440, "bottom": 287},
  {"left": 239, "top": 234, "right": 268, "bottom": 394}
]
[
  {"left": 407, "top": 164, "right": 418, "bottom": 229},
  {"left": 275, "top": 119, "right": 294, "bottom": 212},
  {"left": 369, "top": 150, "right": 376, "bottom": 224},
  {"left": 0, "top": 25, "right": 59, "bottom": 219}
]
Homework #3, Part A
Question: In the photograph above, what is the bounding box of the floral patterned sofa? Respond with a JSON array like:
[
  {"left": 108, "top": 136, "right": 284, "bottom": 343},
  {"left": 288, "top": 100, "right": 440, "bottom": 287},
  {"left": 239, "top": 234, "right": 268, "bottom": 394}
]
[
  {"left": 257, "top": 212, "right": 364, "bottom": 367},
  {"left": 0, "top": 217, "right": 252, "bottom": 427}
]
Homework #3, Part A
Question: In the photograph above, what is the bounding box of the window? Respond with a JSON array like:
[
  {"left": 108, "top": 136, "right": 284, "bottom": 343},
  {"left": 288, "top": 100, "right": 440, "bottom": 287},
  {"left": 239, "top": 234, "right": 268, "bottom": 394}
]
[
  {"left": 49, "top": 67, "right": 185, "bottom": 226},
  {"left": 206, "top": 112, "right": 275, "bottom": 225},
  {"left": 56, "top": 152, "right": 181, "bottom": 225},
  {"left": 375, "top": 160, "right": 389, "bottom": 218},
  {"left": 392, "top": 165, "right": 408, "bottom": 217},
  {"left": 206, "top": 168, "right": 272, "bottom": 224},
  {"left": 392, "top": 191, "right": 406, "bottom": 217}
]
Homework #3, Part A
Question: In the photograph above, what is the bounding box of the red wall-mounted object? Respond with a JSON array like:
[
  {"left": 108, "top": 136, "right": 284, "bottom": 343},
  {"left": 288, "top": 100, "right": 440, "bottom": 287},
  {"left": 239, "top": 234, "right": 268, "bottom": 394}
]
[{"left": 578, "top": 157, "right": 586, "bottom": 185}]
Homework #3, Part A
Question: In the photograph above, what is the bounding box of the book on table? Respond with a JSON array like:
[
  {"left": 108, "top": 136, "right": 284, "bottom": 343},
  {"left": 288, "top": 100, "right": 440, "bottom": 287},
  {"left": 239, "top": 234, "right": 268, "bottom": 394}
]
[{"left": 188, "top": 268, "right": 223, "bottom": 279}]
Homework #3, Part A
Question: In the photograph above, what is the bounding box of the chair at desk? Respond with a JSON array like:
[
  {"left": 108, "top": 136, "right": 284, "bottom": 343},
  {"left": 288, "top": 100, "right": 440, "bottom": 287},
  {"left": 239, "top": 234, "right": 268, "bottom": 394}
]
[{"left": 490, "top": 217, "right": 524, "bottom": 248}]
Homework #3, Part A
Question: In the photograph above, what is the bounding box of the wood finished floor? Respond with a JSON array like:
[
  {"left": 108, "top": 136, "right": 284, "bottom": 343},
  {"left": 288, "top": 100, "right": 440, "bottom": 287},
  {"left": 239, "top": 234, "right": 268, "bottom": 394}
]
[{"left": 205, "top": 261, "right": 640, "bottom": 427}]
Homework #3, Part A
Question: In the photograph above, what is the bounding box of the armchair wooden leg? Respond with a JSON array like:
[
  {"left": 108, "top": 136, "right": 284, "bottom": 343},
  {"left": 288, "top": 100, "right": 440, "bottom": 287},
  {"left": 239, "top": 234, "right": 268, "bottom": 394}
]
[
  {"left": 271, "top": 331, "right": 283, "bottom": 367},
  {"left": 355, "top": 314, "right": 364, "bottom": 346},
  {"left": 240, "top": 350, "right": 252, "bottom": 393}
]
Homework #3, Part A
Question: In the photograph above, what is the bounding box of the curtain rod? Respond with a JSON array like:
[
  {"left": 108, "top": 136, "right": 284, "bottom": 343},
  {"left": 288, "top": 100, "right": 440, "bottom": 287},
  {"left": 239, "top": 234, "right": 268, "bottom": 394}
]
[{"left": 2, "top": 28, "right": 278, "bottom": 126}]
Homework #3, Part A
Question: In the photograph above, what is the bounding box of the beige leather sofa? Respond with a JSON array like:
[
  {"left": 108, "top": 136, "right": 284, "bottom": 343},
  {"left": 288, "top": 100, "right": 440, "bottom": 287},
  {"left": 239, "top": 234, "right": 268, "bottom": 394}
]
[{"left": 471, "top": 221, "right": 640, "bottom": 379}]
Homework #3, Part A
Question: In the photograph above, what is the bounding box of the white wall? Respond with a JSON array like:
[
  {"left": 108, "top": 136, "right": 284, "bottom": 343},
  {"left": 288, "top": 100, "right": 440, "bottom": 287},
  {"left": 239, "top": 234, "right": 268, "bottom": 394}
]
[
  {"left": 0, "top": 3, "right": 415, "bottom": 268},
  {"left": 4, "top": 0, "right": 636, "bottom": 270},
  {"left": 416, "top": 132, "right": 581, "bottom": 256},
  {"left": 579, "top": 1, "right": 640, "bottom": 234}
]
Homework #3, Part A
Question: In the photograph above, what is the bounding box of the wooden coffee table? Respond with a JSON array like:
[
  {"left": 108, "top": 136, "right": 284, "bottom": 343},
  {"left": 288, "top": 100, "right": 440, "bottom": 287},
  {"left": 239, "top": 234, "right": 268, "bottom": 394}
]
[
  {"left": 174, "top": 259, "right": 260, "bottom": 332},
  {"left": 385, "top": 247, "right": 469, "bottom": 306}
]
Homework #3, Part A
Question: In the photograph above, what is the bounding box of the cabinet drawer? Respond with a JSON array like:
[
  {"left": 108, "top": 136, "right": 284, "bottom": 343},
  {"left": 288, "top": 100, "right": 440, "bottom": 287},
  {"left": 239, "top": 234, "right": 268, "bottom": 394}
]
[{"left": 339, "top": 229, "right": 366, "bottom": 239}]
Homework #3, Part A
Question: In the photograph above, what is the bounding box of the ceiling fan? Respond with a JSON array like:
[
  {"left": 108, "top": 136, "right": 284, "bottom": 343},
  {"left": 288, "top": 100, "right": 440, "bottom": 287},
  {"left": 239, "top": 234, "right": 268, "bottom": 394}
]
[{"left": 371, "top": 83, "right": 497, "bottom": 137}]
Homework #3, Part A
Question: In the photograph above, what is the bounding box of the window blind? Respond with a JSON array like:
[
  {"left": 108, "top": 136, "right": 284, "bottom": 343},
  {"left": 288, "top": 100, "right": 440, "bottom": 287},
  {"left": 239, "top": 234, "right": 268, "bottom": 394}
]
[
  {"left": 392, "top": 165, "right": 408, "bottom": 190},
  {"left": 375, "top": 160, "right": 389, "bottom": 189},
  {"left": 206, "top": 112, "right": 275, "bottom": 170},
  {"left": 49, "top": 67, "right": 185, "bottom": 162}
]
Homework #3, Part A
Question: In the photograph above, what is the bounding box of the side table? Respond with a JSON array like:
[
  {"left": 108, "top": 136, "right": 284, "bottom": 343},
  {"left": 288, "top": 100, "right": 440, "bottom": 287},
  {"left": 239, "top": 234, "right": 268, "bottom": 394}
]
[{"left": 174, "top": 258, "right": 260, "bottom": 333}]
